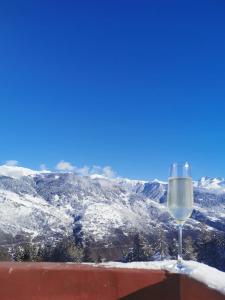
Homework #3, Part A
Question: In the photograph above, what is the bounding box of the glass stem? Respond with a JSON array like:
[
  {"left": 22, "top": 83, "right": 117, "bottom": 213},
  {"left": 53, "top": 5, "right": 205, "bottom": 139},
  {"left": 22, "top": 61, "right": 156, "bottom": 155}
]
[{"left": 178, "top": 224, "right": 183, "bottom": 266}]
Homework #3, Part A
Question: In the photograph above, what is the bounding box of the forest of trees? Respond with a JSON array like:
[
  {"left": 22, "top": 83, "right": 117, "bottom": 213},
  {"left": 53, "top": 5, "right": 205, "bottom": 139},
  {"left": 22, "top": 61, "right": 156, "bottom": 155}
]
[
  {"left": 12, "top": 237, "right": 84, "bottom": 263},
  {"left": 0, "top": 227, "right": 225, "bottom": 272}
]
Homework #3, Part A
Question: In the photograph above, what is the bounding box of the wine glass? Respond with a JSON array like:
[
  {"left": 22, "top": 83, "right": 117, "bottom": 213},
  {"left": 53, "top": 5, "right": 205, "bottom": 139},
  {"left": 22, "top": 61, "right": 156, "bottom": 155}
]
[{"left": 167, "top": 162, "right": 194, "bottom": 270}]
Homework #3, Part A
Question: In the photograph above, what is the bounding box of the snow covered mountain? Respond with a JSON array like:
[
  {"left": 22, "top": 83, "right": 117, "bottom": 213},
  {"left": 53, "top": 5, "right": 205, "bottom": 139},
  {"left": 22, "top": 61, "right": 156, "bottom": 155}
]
[{"left": 0, "top": 165, "right": 225, "bottom": 248}]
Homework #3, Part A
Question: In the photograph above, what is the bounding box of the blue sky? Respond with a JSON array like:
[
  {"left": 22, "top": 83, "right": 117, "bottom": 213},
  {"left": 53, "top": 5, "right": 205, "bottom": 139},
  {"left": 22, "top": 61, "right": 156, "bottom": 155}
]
[{"left": 0, "top": 0, "right": 225, "bottom": 180}]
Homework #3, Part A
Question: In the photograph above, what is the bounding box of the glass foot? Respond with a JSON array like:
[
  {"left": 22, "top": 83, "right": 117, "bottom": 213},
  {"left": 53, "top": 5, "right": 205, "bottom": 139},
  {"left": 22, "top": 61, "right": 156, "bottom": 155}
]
[
  {"left": 175, "top": 260, "right": 186, "bottom": 272},
  {"left": 165, "top": 260, "right": 191, "bottom": 273}
]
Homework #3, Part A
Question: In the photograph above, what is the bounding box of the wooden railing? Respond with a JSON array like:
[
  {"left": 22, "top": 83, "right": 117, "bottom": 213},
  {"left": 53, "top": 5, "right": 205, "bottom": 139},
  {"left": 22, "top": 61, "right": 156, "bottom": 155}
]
[{"left": 0, "top": 262, "right": 224, "bottom": 300}]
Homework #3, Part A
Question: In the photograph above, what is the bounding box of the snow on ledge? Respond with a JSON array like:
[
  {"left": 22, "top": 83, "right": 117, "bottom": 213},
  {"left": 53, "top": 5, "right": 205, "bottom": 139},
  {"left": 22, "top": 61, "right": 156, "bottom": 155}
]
[{"left": 99, "top": 260, "right": 225, "bottom": 295}]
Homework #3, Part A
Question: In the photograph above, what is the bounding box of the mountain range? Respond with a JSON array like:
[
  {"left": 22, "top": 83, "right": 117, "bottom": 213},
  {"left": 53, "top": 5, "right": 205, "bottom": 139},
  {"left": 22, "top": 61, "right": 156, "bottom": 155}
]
[{"left": 0, "top": 165, "right": 225, "bottom": 251}]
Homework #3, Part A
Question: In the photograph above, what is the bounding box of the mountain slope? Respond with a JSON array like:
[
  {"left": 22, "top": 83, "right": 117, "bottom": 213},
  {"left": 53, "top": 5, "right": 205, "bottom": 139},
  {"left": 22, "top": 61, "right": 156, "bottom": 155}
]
[{"left": 0, "top": 166, "right": 225, "bottom": 248}]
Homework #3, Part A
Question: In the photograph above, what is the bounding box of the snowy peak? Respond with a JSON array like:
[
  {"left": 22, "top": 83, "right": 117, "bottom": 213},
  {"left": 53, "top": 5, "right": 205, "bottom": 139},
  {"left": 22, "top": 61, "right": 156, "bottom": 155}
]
[
  {"left": 2, "top": 163, "right": 225, "bottom": 196},
  {"left": 152, "top": 178, "right": 167, "bottom": 184},
  {"left": 0, "top": 165, "right": 37, "bottom": 179},
  {"left": 0, "top": 165, "right": 50, "bottom": 179},
  {"left": 195, "top": 176, "right": 225, "bottom": 192},
  {"left": 1, "top": 163, "right": 225, "bottom": 195}
]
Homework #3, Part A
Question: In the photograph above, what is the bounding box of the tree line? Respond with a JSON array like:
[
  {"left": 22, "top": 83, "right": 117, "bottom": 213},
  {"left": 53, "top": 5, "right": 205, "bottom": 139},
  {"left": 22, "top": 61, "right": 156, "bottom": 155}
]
[{"left": 0, "top": 225, "right": 225, "bottom": 272}]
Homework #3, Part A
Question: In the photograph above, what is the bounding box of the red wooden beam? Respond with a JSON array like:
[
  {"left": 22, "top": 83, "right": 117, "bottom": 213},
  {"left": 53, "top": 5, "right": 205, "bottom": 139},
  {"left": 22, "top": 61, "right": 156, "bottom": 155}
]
[{"left": 0, "top": 262, "right": 223, "bottom": 300}]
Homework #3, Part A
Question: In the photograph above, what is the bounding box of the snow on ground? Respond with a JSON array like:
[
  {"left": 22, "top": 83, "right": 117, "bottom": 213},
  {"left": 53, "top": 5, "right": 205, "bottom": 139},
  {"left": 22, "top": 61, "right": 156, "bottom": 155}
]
[
  {"left": 82, "top": 202, "right": 147, "bottom": 240},
  {"left": 100, "top": 260, "right": 225, "bottom": 295},
  {"left": 0, "top": 189, "right": 73, "bottom": 237}
]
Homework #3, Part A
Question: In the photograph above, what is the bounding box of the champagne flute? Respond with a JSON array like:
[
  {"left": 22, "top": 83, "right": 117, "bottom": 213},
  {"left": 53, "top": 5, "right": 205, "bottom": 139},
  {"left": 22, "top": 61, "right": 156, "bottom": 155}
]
[{"left": 167, "top": 162, "right": 194, "bottom": 270}]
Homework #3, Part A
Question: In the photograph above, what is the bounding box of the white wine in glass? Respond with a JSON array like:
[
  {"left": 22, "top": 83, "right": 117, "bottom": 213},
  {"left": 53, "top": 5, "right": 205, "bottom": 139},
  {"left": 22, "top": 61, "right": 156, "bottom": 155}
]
[{"left": 167, "top": 162, "right": 194, "bottom": 269}]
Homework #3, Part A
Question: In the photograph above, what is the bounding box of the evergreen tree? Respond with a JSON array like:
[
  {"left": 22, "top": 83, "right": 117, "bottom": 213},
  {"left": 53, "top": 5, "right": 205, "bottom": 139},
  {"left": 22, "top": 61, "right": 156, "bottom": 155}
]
[
  {"left": 168, "top": 237, "right": 178, "bottom": 259},
  {"left": 43, "top": 237, "right": 84, "bottom": 262},
  {"left": 154, "top": 227, "right": 169, "bottom": 260},
  {"left": 82, "top": 240, "right": 93, "bottom": 262},
  {"left": 183, "top": 236, "right": 197, "bottom": 260},
  {"left": 123, "top": 234, "right": 154, "bottom": 262},
  {"left": 197, "top": 230, "right": 225, "bottom": 271},
  {"left": 0, "top": 247, "right": 11, "bottom": 261},
  {"left": 13, "top": 243, "right": 39, "bottom": 262}
]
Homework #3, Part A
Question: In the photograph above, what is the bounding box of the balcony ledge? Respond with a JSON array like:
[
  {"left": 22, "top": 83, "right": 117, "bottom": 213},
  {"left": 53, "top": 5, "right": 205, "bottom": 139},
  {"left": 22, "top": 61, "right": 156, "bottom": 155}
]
[{"left": 0, "top": 260, "right": 224, "bottom": 299}]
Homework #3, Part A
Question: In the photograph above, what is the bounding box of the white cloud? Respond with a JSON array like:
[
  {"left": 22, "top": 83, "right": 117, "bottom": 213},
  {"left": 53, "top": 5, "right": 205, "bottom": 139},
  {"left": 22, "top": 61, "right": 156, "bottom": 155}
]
[
  {"left": 55, "top": 160, "right": 75, "bottom": 171},
  {"left": 102, "top": 166, "right": 116, "bottom": 178},
  {"left": 55, "top": 160, "right": 117, "bottom": 178},
  {"left": 1, "top": 159, "right": 117, "bottom": 179},
  {"left": 5, "top": 160, "right": 19, "bottom": 166},
  {"left": 40, "top": 164, "right": 48, "bottom": 171},
  {"left": 90, "top": 165, "right": 102, "bottom": 174},
  {"left": 76, "top": 166, "right": 90, "bottom": 176},
  {"left": 81, "top": 164, "right": 116, "bottom": 178}
]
